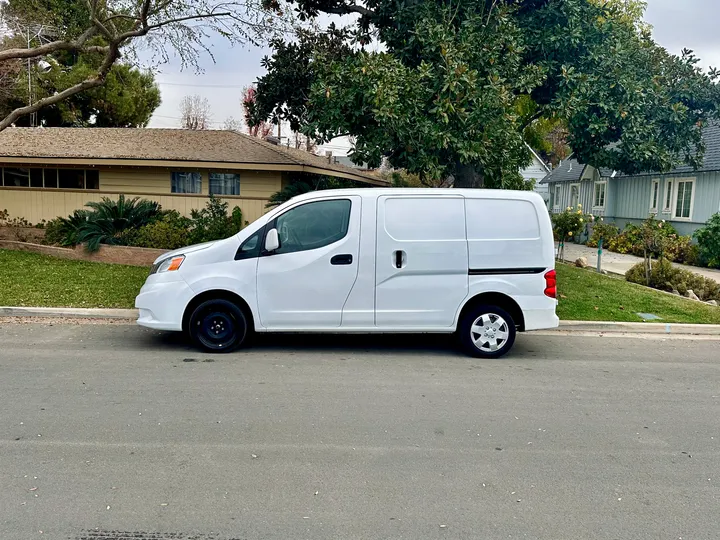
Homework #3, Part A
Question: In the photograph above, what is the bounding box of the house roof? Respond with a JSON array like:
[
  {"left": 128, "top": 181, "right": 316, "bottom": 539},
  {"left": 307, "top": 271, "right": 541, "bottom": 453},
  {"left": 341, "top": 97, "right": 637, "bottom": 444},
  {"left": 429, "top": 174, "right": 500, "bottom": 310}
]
[
  {"left": 0, "top": 127, "right": 387, "bottom": 185},
  {"left": 540, "top": 157, "right": 586, "bottom": 184},
  {"left": 542, "top": 123, "right": 720, "bottom": 182},
  {"left": 526, "top": 145, "right": 551, "bottom": 173}
]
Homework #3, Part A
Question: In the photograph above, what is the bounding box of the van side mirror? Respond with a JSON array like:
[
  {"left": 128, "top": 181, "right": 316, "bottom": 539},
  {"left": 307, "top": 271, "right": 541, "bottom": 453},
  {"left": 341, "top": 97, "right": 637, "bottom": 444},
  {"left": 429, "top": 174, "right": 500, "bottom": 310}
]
[{"left": 264, "top": 228, "right": 280, "bottom": 252}]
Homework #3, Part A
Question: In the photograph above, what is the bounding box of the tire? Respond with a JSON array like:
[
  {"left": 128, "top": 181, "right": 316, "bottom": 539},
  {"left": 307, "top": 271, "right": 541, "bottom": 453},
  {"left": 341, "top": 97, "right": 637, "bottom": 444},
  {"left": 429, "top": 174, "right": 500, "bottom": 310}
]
[
  {"left": 458, "top": 304, "right": 516, "bottom": 359},
  {"left": 188, "top": 298, "right": 249, "bottom": 353}
]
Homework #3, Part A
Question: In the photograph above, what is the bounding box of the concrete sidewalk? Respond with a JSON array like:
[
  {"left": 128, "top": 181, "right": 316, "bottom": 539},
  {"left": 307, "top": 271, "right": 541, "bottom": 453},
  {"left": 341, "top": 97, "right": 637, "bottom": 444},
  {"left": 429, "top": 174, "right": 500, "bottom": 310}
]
[{"left": 558, "top": 242, "right": 720, "bottom": 285}]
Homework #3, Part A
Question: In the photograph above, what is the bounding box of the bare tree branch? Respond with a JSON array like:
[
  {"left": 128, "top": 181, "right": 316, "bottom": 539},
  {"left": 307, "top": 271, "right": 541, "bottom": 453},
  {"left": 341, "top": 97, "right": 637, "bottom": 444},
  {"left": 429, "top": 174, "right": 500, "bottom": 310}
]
[
  {"left": 0, "top": 42, "right": 121, "bottom": 130},
  {"left": 0, "top": 0, "right": 291, "bottom": 130},
  {"left": 0, "top": 26, "right": 99, "bottom": 62}
]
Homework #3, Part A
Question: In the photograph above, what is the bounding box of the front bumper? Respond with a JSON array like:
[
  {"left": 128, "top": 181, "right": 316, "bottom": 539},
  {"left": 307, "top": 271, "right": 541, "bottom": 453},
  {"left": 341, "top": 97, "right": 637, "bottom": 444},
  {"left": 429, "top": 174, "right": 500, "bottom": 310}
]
[{"left": 135, "top": 278, "right": 195, "bottom": 331}]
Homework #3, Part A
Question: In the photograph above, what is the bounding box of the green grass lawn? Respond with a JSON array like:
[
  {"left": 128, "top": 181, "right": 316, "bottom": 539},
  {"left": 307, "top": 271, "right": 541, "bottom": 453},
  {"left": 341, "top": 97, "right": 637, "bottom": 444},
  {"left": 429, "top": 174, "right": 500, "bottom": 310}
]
[
  {"left": 0, "top": 249, "right": 148, "bottom": 309},
  {"left": 1, "top": 249, "right": 719, "bottom": 323},
  {"left": 556, "top": 263, "right": 720, "bottom": 324}
]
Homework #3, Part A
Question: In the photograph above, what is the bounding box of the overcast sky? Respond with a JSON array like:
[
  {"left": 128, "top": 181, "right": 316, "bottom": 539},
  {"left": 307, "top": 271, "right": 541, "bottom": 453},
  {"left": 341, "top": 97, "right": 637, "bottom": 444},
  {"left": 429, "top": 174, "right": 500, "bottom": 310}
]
[{"left": 147, "top": 0, "right": 720, "bottom": 154}]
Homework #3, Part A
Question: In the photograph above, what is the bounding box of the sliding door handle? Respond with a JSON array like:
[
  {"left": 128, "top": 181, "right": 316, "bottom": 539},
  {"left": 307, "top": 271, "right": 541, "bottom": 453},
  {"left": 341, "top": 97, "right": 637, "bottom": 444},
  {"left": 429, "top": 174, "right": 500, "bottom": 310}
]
[{"left": 331, "top": 254, "right": 353, "bottom": 265}]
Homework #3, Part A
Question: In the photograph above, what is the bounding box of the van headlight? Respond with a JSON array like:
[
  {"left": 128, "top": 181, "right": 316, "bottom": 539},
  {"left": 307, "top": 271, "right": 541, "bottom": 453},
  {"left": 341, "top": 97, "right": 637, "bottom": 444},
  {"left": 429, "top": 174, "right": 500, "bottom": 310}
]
[{"left": 150, "top": 255, "right": 185, "bottom": 274}]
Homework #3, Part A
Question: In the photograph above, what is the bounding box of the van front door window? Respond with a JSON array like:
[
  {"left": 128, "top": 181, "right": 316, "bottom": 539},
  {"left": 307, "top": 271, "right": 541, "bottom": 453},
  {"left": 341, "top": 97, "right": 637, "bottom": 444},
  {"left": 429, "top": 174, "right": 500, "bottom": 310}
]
[{"left": 275, "top": 199, "right": 351, "bottom": 253}]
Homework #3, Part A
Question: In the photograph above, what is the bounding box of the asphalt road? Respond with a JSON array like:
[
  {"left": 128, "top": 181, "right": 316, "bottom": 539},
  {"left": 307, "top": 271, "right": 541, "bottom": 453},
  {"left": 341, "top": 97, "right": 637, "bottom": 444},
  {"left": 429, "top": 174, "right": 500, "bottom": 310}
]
[{"left": 1, "top": 322, "right": 719, "bottom": 540}]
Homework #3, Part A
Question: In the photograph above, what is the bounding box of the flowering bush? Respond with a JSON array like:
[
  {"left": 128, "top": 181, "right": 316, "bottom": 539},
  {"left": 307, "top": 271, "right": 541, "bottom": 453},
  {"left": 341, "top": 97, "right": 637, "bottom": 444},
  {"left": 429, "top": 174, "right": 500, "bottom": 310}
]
[
  {"left": 587, "top": 222, "right": 619, "bottom": 248},
  {"left": 552, "top": 204, "right": 591, "bottom": 241},
  {"left": 592, "top": 217, "right": 699, "bottom": 265},
  {"left": 552, "top": 204, "right": 592, "bottom": 260}
]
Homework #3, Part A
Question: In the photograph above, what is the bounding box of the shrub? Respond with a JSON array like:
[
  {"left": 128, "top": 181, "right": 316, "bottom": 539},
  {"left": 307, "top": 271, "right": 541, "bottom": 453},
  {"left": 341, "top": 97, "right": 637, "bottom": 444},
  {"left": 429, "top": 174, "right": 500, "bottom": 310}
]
[
  {"left": 43, "top": 211, "right": 90, "bottom": 246},
  {"left": 188, "top": 196, "right": 243, "bottom": 244},
  {"left": 76, "top": 195, "right": 162, "bottom": 251},
  {"left": 694, "top": 213, "right": 720, "bottom": 268},
  {"left": 552, "top": 204, "right": 592, "bottom": 259},
  {"left": 587, "top": 221, "right": 619, "bottom": 248},
  {"left": 0, "top": 209, "right": 34, "bottom": 241},
  {"left": 665, "top": 235, "right": 700, "bottom": 266},
  {"left": 626, "top": 258, "right": 720, "bottom": 302},
  {"left": 124, "top": 211, "right": 191, "bottom": 250}
]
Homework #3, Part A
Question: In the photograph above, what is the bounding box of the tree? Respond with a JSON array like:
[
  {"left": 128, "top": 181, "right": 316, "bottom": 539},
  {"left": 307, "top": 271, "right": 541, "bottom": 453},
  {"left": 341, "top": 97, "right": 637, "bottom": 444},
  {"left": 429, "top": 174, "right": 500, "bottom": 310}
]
[
  {"left": 0, "top": 56, "right": 161, "bottom": 127},
  {"left": 179, "top": 94, "right": 211, "bottom": 130},
  {"left": 223, "top": 116, "right": 242, "bottom": 131},
  {"left": 242, "top": 85, "right": 273, "bottom": 137},
  {"left": 292, "top": 130, "right": 316, "bottom": 152},
  {"left": 251, "top": 0, "right": 720, "bottom": 188},
  {"left": 0, "top": 0, "right": 289, "bottom": 131}
]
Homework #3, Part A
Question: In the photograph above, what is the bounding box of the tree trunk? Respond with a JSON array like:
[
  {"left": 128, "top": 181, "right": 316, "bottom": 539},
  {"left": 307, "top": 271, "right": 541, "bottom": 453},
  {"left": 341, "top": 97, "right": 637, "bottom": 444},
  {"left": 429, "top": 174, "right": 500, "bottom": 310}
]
[{"left": 454, "top": 162, "right": 485, "bottom": 188}]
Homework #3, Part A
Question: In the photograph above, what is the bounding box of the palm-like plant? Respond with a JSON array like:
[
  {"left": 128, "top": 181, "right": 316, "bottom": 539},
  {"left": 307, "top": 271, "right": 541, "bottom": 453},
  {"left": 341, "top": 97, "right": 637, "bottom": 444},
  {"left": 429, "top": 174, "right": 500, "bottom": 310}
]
[
  {"left": 45, "top": 210, "right": 90, "bottom": 246},
  {"left": 77, "top": 195, "right": 161, "bottom": 251}
]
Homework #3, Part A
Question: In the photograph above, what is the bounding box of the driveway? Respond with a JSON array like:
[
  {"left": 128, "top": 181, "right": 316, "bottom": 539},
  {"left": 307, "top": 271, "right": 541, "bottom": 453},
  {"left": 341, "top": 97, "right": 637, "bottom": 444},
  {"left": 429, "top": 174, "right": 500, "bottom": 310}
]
[
  {"left": 559, "top": 242, "right": 720, "bottom": 284},
  {"left": 1, "top": 322, "right": 720, "bottom": 540}
]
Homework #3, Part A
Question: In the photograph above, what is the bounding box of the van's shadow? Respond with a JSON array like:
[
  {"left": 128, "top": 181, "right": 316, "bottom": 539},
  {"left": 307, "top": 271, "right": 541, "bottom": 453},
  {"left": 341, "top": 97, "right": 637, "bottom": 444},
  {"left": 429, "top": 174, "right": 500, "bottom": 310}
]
[{"left": 142, "top": 329, "right": 547, "bottom": 358}]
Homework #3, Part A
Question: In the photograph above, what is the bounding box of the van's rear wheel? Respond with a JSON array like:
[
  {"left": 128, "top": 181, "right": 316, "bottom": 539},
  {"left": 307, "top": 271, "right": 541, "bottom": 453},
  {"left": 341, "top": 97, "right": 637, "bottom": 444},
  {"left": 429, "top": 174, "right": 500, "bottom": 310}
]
[
  {"left": 189, "top": 299, "right": 248, "bottom": 353},
  {"left": 459, "top": 305, "right": 516, "bottom": 358}
]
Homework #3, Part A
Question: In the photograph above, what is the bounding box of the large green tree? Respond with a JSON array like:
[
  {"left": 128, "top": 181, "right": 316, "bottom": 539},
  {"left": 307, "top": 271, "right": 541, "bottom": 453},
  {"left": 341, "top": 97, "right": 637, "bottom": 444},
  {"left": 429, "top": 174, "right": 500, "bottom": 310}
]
[
  {"left": 0, "top": 55, "right": 161, "bottom": 127},
  {"left": 251, "top": 0, "right": 720, "bottom": 187}
]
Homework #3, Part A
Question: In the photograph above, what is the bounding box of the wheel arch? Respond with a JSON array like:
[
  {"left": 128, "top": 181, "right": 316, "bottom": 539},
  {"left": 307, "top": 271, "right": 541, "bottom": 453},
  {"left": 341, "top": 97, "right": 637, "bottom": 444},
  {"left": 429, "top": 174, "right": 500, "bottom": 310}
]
[
  {"left": 457, "top": 292, "right": 525, "bottom": 332},
  {"left": 182, "top": 290, "right": 255, "bottom": 334}
]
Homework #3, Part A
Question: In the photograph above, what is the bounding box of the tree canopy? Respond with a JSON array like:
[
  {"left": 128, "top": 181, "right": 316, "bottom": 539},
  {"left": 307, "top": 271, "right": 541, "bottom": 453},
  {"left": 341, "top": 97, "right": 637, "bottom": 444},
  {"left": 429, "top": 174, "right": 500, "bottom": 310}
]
[{"left": 251, "top": 0, "right": 720, "bottom": 187}]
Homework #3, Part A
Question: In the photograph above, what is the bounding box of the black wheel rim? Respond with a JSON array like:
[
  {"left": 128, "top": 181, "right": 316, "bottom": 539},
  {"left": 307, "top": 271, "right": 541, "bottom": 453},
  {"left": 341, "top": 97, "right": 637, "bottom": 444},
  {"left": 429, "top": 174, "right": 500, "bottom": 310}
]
[{"left": 196, "top": 309, "right": 240, "bottom": 350}]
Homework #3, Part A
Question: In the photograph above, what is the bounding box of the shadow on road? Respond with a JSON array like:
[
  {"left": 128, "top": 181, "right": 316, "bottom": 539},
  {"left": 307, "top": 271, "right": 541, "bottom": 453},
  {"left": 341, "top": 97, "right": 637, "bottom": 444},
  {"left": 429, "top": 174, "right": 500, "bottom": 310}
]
[{"left": 140, "top": 328, "right": 555, "bottom": 359}]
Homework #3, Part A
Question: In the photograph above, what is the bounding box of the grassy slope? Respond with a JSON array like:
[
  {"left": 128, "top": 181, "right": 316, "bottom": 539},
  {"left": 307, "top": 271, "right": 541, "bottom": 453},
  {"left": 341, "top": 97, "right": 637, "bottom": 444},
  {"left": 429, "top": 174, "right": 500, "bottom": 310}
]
[
  {"left": 0, "top": 249, "right": 148, "bottom": 309},
  {"left": 1, "top": 249, "right": 719, "bottom": 323},
  {"left": 556, "top": 263, "right": 720, "bottom": 324}
]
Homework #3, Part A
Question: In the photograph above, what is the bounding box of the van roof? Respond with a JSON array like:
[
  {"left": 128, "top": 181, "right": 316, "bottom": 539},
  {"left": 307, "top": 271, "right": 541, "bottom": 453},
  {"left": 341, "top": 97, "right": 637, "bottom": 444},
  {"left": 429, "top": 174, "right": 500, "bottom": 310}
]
[{"left": 292, "top": 188, "right": 545, "bottom": 204}]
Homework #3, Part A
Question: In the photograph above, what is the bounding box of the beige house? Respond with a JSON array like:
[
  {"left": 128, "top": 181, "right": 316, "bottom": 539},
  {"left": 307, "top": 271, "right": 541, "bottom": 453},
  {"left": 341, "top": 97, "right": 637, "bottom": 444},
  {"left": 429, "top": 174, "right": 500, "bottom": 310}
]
[{"left": 0, "top": 128, "right": 387, "bottom": 225}]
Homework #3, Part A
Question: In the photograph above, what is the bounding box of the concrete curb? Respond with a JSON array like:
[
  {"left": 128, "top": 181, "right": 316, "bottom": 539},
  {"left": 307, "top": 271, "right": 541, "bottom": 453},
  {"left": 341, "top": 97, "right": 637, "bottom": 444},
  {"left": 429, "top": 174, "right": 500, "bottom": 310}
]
[
  {"left": 0, "top": 306, "right": 138, "bottom": 319},
  {"left": 1, "top": 307, "right": 720, "bottom": 336},
  {"left": 557, "top": 320, "right": 720, "bottom": 336}
]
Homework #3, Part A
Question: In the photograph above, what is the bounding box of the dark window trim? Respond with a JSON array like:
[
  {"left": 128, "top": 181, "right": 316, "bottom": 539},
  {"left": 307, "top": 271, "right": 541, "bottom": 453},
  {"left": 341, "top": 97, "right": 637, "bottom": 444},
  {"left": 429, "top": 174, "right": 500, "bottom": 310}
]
[
  {"left": 234, "top": 228, "right": 266, "bottom": 261},
  {"left": 469, "top": 268, "right": 546, "bottom": 276}
]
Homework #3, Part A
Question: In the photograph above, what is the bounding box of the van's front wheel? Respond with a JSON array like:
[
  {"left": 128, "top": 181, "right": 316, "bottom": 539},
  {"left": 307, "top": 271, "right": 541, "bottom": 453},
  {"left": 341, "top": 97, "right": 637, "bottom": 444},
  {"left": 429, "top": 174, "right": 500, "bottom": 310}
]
[
  {"left": 459, "top": 305, "right": 516, "bottom": 358},
  {"left": 189, "top": 299, "right": 248, "bottom": 353}
]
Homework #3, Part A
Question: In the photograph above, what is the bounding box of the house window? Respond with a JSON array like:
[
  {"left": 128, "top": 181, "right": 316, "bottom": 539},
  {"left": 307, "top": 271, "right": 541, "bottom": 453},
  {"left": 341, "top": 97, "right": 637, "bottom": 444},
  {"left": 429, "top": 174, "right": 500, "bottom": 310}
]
[
  {"left": 209, "top": 173, "right": 240, "bottom": 196},
  {"left": 664, "top": 180, "right": 673, "bottom": 212},
  {"left": 0, "top": 167, "right": 98, "bottom": 189},
  {"left": 569, "top": 184, "right": 580, "bottom": 208},
  {"left": 593, "top": 181, "right": 607, "bottom": 209},
  {"left": 85, "top": 170, "right": 100, "bottom": 190},
  {"left": 59, "top": 169, "right": 86, "bottom": 189},
  {"left": 553, "top": 184, "right": 562, "bottom": 210},
  {"left": 30, "top": 169, "right": 43, "bottom": 188},
  {"left": 171, "top": 172, "right": 202, "bottom": 194},
  {"left": 44, "top": 169, "right": 58, "bottom": 188},
  {"left": 674, "top": 179, "right": 695, "bottom": 220},
  {"left": 650, "top": 179, "right": 660, "bottom": 213},
  {"left": 3, "top": 167, "right": 30, "bottom": 187}
]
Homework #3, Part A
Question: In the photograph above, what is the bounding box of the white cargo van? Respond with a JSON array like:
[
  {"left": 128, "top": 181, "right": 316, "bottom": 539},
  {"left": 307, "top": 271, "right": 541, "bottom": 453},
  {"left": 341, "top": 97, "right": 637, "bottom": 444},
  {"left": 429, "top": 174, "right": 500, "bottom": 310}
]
[{"left": 135, "top": 189, "right": 558, "bottom": 358}]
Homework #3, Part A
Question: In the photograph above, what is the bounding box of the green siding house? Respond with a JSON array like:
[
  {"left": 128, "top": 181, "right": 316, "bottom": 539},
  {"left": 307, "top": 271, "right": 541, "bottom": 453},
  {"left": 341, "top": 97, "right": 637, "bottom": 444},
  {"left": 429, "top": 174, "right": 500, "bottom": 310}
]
[{"left": 541, "top": 124, "right": 720, "bottom": 236}]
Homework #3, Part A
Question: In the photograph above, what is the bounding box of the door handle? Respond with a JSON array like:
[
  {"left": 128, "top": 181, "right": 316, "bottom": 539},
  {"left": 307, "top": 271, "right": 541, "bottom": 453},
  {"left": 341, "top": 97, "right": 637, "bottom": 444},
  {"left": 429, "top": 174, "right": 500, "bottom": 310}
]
[
  {"left": 394, "top": 250, "right": 406, "bottom": 269},
  {"left": 330, "top": 254, "right": 353, "bottom": 265}
]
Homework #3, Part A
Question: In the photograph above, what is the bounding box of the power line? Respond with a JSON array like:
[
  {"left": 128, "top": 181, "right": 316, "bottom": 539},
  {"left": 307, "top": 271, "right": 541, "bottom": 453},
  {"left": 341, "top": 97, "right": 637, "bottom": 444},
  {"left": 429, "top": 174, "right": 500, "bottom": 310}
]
[{"left": 156, "top": 81, "right": 247, "bottom": 88}]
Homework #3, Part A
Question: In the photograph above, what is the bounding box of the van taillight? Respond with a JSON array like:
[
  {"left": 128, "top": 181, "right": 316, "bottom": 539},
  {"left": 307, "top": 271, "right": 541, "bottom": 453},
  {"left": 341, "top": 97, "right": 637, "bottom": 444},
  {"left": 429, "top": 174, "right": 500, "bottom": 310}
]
[{"left": 544, "top": 269, "right": 557, "bottom": 299}]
